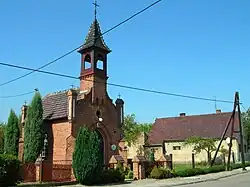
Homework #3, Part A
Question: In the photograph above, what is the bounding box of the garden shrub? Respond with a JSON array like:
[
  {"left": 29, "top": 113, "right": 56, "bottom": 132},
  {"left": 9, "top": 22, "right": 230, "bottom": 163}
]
[
  {"left": 150, "top": 166, "right": 164, "bottom": 179},
  {"left": 175, "top": 168, "right": 205, "bottom": 177},
  {"left": 97, "top": 167, "right": 125, "bottom": 184},
  {"left": 126, "top": 170, "right": 133, "bottom": 179},
  {"left": 0, "top": 154, "right": 21, "bottom": 187},
  {"left": 72, "top": 127, "right": 102, "bottom": 185},
  {"left": 145, "top": 161, "right": 156, "bottom": 178},
  {"left": 150, "top": 166, "right": 174, "bottom": 179}
]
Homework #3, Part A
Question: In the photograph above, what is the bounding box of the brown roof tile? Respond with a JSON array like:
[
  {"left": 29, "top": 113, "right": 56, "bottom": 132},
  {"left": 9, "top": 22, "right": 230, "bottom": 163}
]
[
  {"left": 42, "top": 89, "right": 81, "bottom": 120},
  {"left": 148, "top": 112, "right": 239, "bottom": 144}
]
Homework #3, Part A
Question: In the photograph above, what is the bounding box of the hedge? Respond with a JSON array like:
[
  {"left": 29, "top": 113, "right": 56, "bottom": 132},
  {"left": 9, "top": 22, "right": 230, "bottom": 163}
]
[
  {"left": 150, "top": 162, "right": 250, "bottom": 179},
  {"left": 0, "top": 154, "right": 21, "bottom": 187}
]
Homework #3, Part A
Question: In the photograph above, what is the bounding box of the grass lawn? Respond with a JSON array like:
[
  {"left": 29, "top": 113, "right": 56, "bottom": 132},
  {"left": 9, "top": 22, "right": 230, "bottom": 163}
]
[{"left": 174, "top": 163, "right": 208, "bottom": 172}]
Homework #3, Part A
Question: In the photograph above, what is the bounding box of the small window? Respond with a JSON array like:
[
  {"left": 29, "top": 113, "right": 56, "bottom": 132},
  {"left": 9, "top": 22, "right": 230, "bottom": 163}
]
[
  {"left": 97, "top": 60, "right": 104, "bottom": 70},
  {"left": 96, "top": 54, "right": 104, "bottom": 70},
  {"left": 173, "top": 146, "right": 181, "bottom": 150},
  {"left": 84, "top": 54, "right": 91, "bottom": 70}
]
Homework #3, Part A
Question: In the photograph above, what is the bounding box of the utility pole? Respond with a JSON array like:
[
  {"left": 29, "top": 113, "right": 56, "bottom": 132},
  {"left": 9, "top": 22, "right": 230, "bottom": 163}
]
[
  {"left": 236, "top": 92, "right": 246, "bottom": 170},
  {"left": 211, "top": 92, "right": 246, "bottom": 171}
]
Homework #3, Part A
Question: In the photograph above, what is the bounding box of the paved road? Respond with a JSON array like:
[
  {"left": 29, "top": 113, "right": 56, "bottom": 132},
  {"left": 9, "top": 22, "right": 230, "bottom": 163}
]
[{"left": 178, "top": 172, "right": 250, "bottom": 187}]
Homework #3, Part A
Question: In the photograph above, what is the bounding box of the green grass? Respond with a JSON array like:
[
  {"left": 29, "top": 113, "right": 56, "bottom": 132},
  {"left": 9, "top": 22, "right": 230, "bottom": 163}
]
[{"left": 174, "top": 163, "right": 209, "bottom": 172}]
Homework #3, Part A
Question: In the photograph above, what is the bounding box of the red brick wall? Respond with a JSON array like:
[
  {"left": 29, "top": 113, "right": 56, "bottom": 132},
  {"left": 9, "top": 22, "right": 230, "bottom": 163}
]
[
  {"left": 21, "top": 163, "right": 36, "bottom": 182},
  {"left": 73, "top": 91, "right": 121, "bottom": 165},
  {"left": 52, "top": 121, "right": 71, "bottom": 161}
]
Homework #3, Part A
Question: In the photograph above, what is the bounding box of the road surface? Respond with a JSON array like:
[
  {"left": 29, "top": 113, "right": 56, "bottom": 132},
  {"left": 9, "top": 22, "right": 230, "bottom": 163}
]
[{"left": 178, "top": 172, "right": 250, "bottom": 187}]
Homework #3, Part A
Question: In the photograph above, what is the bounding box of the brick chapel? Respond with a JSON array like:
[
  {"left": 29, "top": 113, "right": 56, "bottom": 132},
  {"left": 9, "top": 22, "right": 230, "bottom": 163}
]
[{"left": 18, "top": 17, "right": 125, "bottom": 166}]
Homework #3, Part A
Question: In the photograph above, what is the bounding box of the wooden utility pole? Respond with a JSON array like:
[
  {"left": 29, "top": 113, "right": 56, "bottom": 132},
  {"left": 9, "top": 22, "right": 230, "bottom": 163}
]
[
  {"left": 236, "top": 92, "right": 246, "bottom": 170},
  {"left": 211, "top": 92, "right": 246, "bottom": 171}
]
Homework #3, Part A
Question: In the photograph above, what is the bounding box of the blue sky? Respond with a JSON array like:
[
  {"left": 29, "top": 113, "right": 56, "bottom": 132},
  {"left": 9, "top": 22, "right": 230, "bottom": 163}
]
[{"left": 0, "top": 0, "right": 249, "bottom": 123}]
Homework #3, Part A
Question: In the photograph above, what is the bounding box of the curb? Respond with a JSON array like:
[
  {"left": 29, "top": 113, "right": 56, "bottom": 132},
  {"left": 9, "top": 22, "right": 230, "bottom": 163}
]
[
  {"left": 161, "top": 169, "right": 250, "bottom": 187},
  {"left": 17, "top": 181, "right": 78, "bottom": 187}
]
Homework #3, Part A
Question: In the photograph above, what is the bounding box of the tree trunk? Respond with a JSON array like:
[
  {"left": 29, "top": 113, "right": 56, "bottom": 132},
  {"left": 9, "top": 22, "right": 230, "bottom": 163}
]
[{"left": 207, "top": 151, "right": 211, "bottom": 165}]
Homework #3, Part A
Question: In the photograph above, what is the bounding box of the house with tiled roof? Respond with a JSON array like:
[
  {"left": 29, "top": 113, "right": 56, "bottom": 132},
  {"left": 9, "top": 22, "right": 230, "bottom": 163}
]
[
  {"left": 18, "top": 17, "right": 125, "bottom": 170},
  {"left": 145, "top": 110, "right": 247, "bottom": 164}
]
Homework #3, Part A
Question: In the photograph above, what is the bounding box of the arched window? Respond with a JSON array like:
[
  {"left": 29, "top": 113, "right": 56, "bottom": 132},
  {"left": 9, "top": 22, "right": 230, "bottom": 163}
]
[
  {"left": 84, "top": 54, "right": 91, "bottom": 70},
  {"left": 96, "top": 54, "right": 104, "bottom": 70}
]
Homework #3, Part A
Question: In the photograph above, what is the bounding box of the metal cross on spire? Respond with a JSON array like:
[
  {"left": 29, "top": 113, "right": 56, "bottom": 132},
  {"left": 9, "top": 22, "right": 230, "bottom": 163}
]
[
  {"left": 93, "top": 0, "right": 99, "bottom": 20},
  {"left": 118, "top": 93, "right": 121, "bottom": 99}
]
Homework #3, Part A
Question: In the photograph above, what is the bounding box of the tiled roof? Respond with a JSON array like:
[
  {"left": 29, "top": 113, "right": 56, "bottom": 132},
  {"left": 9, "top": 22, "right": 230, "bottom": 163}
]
[
  {"left": 148, "top": 112, "right": 240, "bottom": 144},
  {"left": 78, "top": 19, "right": 111, "bottom": 53},
  {"left": 42, "top": 89, "right": 80, "bottom": 120}
]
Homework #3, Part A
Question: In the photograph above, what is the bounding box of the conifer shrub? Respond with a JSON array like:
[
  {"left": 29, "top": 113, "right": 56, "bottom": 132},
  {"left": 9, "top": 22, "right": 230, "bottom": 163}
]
[
  {"left": 0, "top": 154, "right": 21, "bottom": 187},
  {"left": 24, "top": 92, "right": 44, "bottom": 163},
  {"left": 4, "top": 110, "right": 19, "bottom": 156},
  {"left": 72, "top": 127, "right": 102, "bottom": 185}
]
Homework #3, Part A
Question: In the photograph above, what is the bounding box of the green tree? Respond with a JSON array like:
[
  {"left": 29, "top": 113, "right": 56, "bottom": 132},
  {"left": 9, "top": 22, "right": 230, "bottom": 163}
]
[
  {"left": 219, "top": 145, "right": 229, "bottom": 165},
  {"left": 242, "top": 108, "right": 250, "bottom": 148},
  {"left": 72, "top": 127, "right": 102, "bottom": 185},
  {"left": 184, "top": 136, "right": 217, "bottom": 164},
  {"left": 24, "top": 92, "right": 44, "bottom": 162},
  {"left": 4, "top": 110, "right": 20, "bottom": 156},
  {"left": 0, "top": 122, "right": 6, "bottom": 154},
  {"left": 122, "top": 114, "right": 152, "bottom": 146}
]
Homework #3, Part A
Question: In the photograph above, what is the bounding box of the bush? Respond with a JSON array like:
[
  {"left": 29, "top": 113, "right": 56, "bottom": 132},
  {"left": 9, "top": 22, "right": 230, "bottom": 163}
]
[
  {"left": 126, "top": 170, "right": 133, "bottom": 179},
  {"left": 145, "top": 161, "right": 156, "bottom": 178},
  {"left": 0, "top": 154, "right": 21, "bottom": 187},
  {"left": 97, "top": 168, "right": 125, "bottom": 184},
  {"left": 150, "top": 166, "right": 164, "bottom": 179},
  {"left": 72, "top": 127, "right": 102, "bottom": 185}
]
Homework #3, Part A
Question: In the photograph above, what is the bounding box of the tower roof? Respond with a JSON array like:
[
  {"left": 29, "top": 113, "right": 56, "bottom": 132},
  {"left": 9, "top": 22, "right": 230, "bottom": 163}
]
[{"left": 78, "top": 19, "right": 111, "bottom": 53}]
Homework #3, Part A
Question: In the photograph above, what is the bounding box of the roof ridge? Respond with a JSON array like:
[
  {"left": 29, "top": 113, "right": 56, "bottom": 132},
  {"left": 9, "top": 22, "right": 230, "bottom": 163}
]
[
  {"left": 156, "top": 111, "right": 234, "bottom": 121},
  {"left": 43, "top": 87, "right": 80, "bottom": 98}
]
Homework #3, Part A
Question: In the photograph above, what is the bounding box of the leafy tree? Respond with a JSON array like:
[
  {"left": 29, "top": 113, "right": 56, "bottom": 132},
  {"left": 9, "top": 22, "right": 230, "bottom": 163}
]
[
  {"left": 122, "top": 114, "right": 152, "bottom": 146},
  {"left": 242, "top": 108, "right": 250, "bottom": 148},
  {"left": 0, "top": 122, "right": 6, "bottom": 154},
  {"left": 184, "top": 136, "right": 217, "bottom": 164},
  {"left": 24, "top": 92, "right": 44, "bottom": 162},
  {"left": 72, "top": 127, "right": 102, "bottom": 185},
  {"left": 219, "top": 145, "right": 229, "bottom": 165},
  {"left": 4, "top": 110, "right": 20, "bottom": 156}
]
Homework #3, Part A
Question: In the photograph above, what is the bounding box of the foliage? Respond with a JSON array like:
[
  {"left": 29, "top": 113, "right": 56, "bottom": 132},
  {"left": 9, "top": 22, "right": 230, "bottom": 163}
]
[
  {"left": 122, "top": 114, "right": 152, "bottom": 146},
  {"left": 4, "top": 110, "right": 20, "bottom": 156},
  {"left": 72, "top": 127, "right": 102, "bottom": 185},
  {"left": 97, "top": 168, "right": 125, "bottom": 184},
  {"left": 149, "top": 149, "right": 155, "bottom": 162},
  {"left": 0, "top": 123, "right": 5, "bottom": 154},
  {"left": 24, "top": 92, "right": 44, "bottom": 163},
  {"left": 150, "top": 166, "right": 174, "bottom": 179},
  {"left": 125, "top": 170, "right": 133, "bottom": 179},
  {"left": 0, "top": 154, "right": 21, "bottom": 187},
  {"left": 122, "top": 114, "right": 141, "bottom": 146},
  {"left": 184, "top": 136, "right": 217, "bottom": 164},
  {"left": 242, "top": 108, "right": 250, "bottom": 147}
]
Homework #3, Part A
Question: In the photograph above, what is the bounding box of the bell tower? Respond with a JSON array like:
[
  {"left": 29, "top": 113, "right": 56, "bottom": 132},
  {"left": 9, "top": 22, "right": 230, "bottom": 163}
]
[{"left": 78, "top": 18, "right": 111, "bottom": 102}]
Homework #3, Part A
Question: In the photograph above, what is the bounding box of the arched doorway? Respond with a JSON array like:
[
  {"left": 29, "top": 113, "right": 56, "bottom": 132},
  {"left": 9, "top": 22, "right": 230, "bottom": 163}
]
[{"left": 95, "top": 130, "right": 105, "bottom": 167}]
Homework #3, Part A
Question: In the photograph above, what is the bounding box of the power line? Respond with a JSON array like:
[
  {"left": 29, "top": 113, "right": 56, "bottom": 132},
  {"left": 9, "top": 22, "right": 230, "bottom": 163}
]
[
  {"left": 241, "top": 104, "right": 249, "bottom": 112},
  {"left": 0, "top": 61, "right": 238, "bottom": 104},
  {"left": 0, "top": 0, "right": 163, "bottom": 87},
  {"left": 0, "top": 89, "right": 38, "bottom": 99}
]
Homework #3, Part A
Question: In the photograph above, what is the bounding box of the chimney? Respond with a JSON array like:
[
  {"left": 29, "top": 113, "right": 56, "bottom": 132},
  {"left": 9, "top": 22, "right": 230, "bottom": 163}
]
[
  {"left": 68, "top": 89, "right": 77, "bottom": 121},
  {"left": 216, "top": 109, "right": 221, "bottom": 114},
  {"left": 180, "top": 113, "right": 186, "bottom": 117}
]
